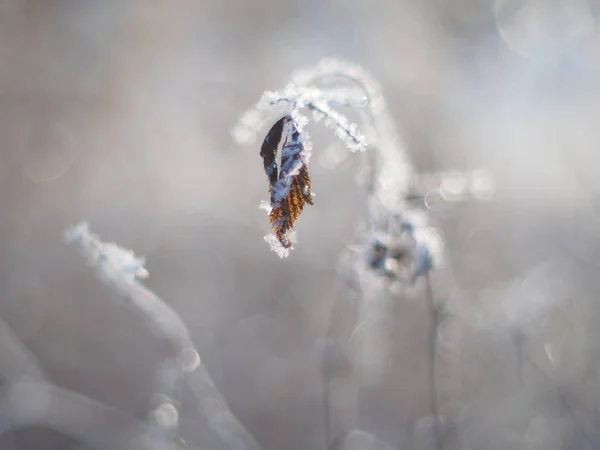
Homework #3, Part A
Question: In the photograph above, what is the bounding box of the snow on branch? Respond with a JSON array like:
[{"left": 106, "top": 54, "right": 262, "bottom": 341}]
[
  {"left": 63, "top": 221, "right": 263, "bottom": 450},
  {"left": 233, "top": 86, "right": 367, "bottom": 153},
  {"left": 64, "top": 221, "right": 196, "bottom": 445},
  {"left": 64, "top": 221, "right": 194, "bottom": 353}
]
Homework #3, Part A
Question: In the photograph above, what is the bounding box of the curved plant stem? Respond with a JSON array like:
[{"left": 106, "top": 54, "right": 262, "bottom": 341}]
[{"left": 425, "top": 274, "right": 443, "bottom": 450}]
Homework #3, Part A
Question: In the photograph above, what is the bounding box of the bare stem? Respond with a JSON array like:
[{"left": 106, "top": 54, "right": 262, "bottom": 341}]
[
  {"left": 425, "top": 274, "right": 443, "bottom": 450},
  {"left": 65, "top": 223, "right": 263, "bottom": 450}
]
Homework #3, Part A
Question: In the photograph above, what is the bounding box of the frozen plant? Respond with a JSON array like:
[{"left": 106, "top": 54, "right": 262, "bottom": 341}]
[
  {"left": 233, "top": 60, "right": 368, "bottom": 258},
  {"left": 64, "top": 221, "right": 149, "bottom": 280},
  {"left": 64, "top": 221, "right": 195, "bottom": 446},
  {"left": 235, "top": 59, "right": 494, "bottom": 450},
  {"left": 233, "top": 58, "right": 493, "bottom": 281},
  {"left": 232, "top": 58, "right": 454, "bottom": 279}
]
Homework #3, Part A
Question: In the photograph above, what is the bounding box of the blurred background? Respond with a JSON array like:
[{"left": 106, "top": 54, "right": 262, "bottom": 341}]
[{"left": 1, "top": 0, "right": 600, "bottom": 449}]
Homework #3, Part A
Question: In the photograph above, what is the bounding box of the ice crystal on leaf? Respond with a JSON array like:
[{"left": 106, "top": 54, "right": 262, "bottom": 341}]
[{"left": 259, "top": 115, "right": 313, "bottom": 254}]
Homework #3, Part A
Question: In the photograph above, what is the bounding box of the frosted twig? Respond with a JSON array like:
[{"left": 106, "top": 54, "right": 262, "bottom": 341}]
[
  {"left": 235, "top": 88, "right": 367, "bottom": 154},
  {"left": 424, "top": 275, "right": 443, "bottom": 450},
  {"left": 64, "top": 221, "right": 193, "bottom": 446},
  {"left": 64, "top": 221, "right": 263, "bottom": 450}
]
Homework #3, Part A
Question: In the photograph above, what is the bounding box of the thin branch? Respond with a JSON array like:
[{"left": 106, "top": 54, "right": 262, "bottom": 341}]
[
  {"left": 64, "top": 221, "right": 263, "bottom": 450},
  {"left": 258, "top": 95, "right": 365, "bottom": 150},
  {"left": 306, "top": 103, "right": 363, "bottom": 148},
  {"left": 64, "top": 222, "right": 193, "bottom": 445}
]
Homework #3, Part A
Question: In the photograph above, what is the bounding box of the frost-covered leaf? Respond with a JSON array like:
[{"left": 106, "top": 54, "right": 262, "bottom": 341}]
[{"left": 259, "top": 115, "right": 313, "bottom": 253}]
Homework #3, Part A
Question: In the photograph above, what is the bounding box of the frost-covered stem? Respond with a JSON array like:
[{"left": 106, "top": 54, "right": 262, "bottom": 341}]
[
  {"left": 116, "top": 281, "right": 193, "bottom": 446},
  {"left": 148, "top": 357, "right": 185, "bottom": 447},
  {"left": 187, "top": 366, "right": 263, "bottom": 450},
  {"left": 306, "top": 103, "right": 363, "bottom": 147},
  {"left": 65, "top": 222, "right": 262, "bottom": 450},
  {"left": 265, "top": 97, "right": 363, "bottom": 149},
  {"left": 65, "top": 224, "right": 192, "bottom": 445},
  {"left": 0, "top": 380, "right": 207, "bottom": 450}
]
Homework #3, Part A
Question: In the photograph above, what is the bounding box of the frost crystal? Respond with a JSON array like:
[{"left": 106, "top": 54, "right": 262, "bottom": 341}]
[
  {"left": 64, "top": 221, "right": 149, "bottom": 282},
  {"left": 264, "top": 233, "right": 296, "bottom": 258}
]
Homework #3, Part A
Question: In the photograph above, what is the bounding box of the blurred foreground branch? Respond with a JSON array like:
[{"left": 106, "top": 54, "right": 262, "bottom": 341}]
[
  {"left": 64, "top": 221, "right": 262, "bottom": 450},
  {"left": 0, "top": 379, "right": 205, "bottom": 450}
]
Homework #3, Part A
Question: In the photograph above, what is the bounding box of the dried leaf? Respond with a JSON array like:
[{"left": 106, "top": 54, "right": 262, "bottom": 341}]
[
  {"left": 259, "top": 116, "right": 285, "bottom": 187},
  {"left": 260, "top": 115, "right": 313, "bottom": 250}
]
